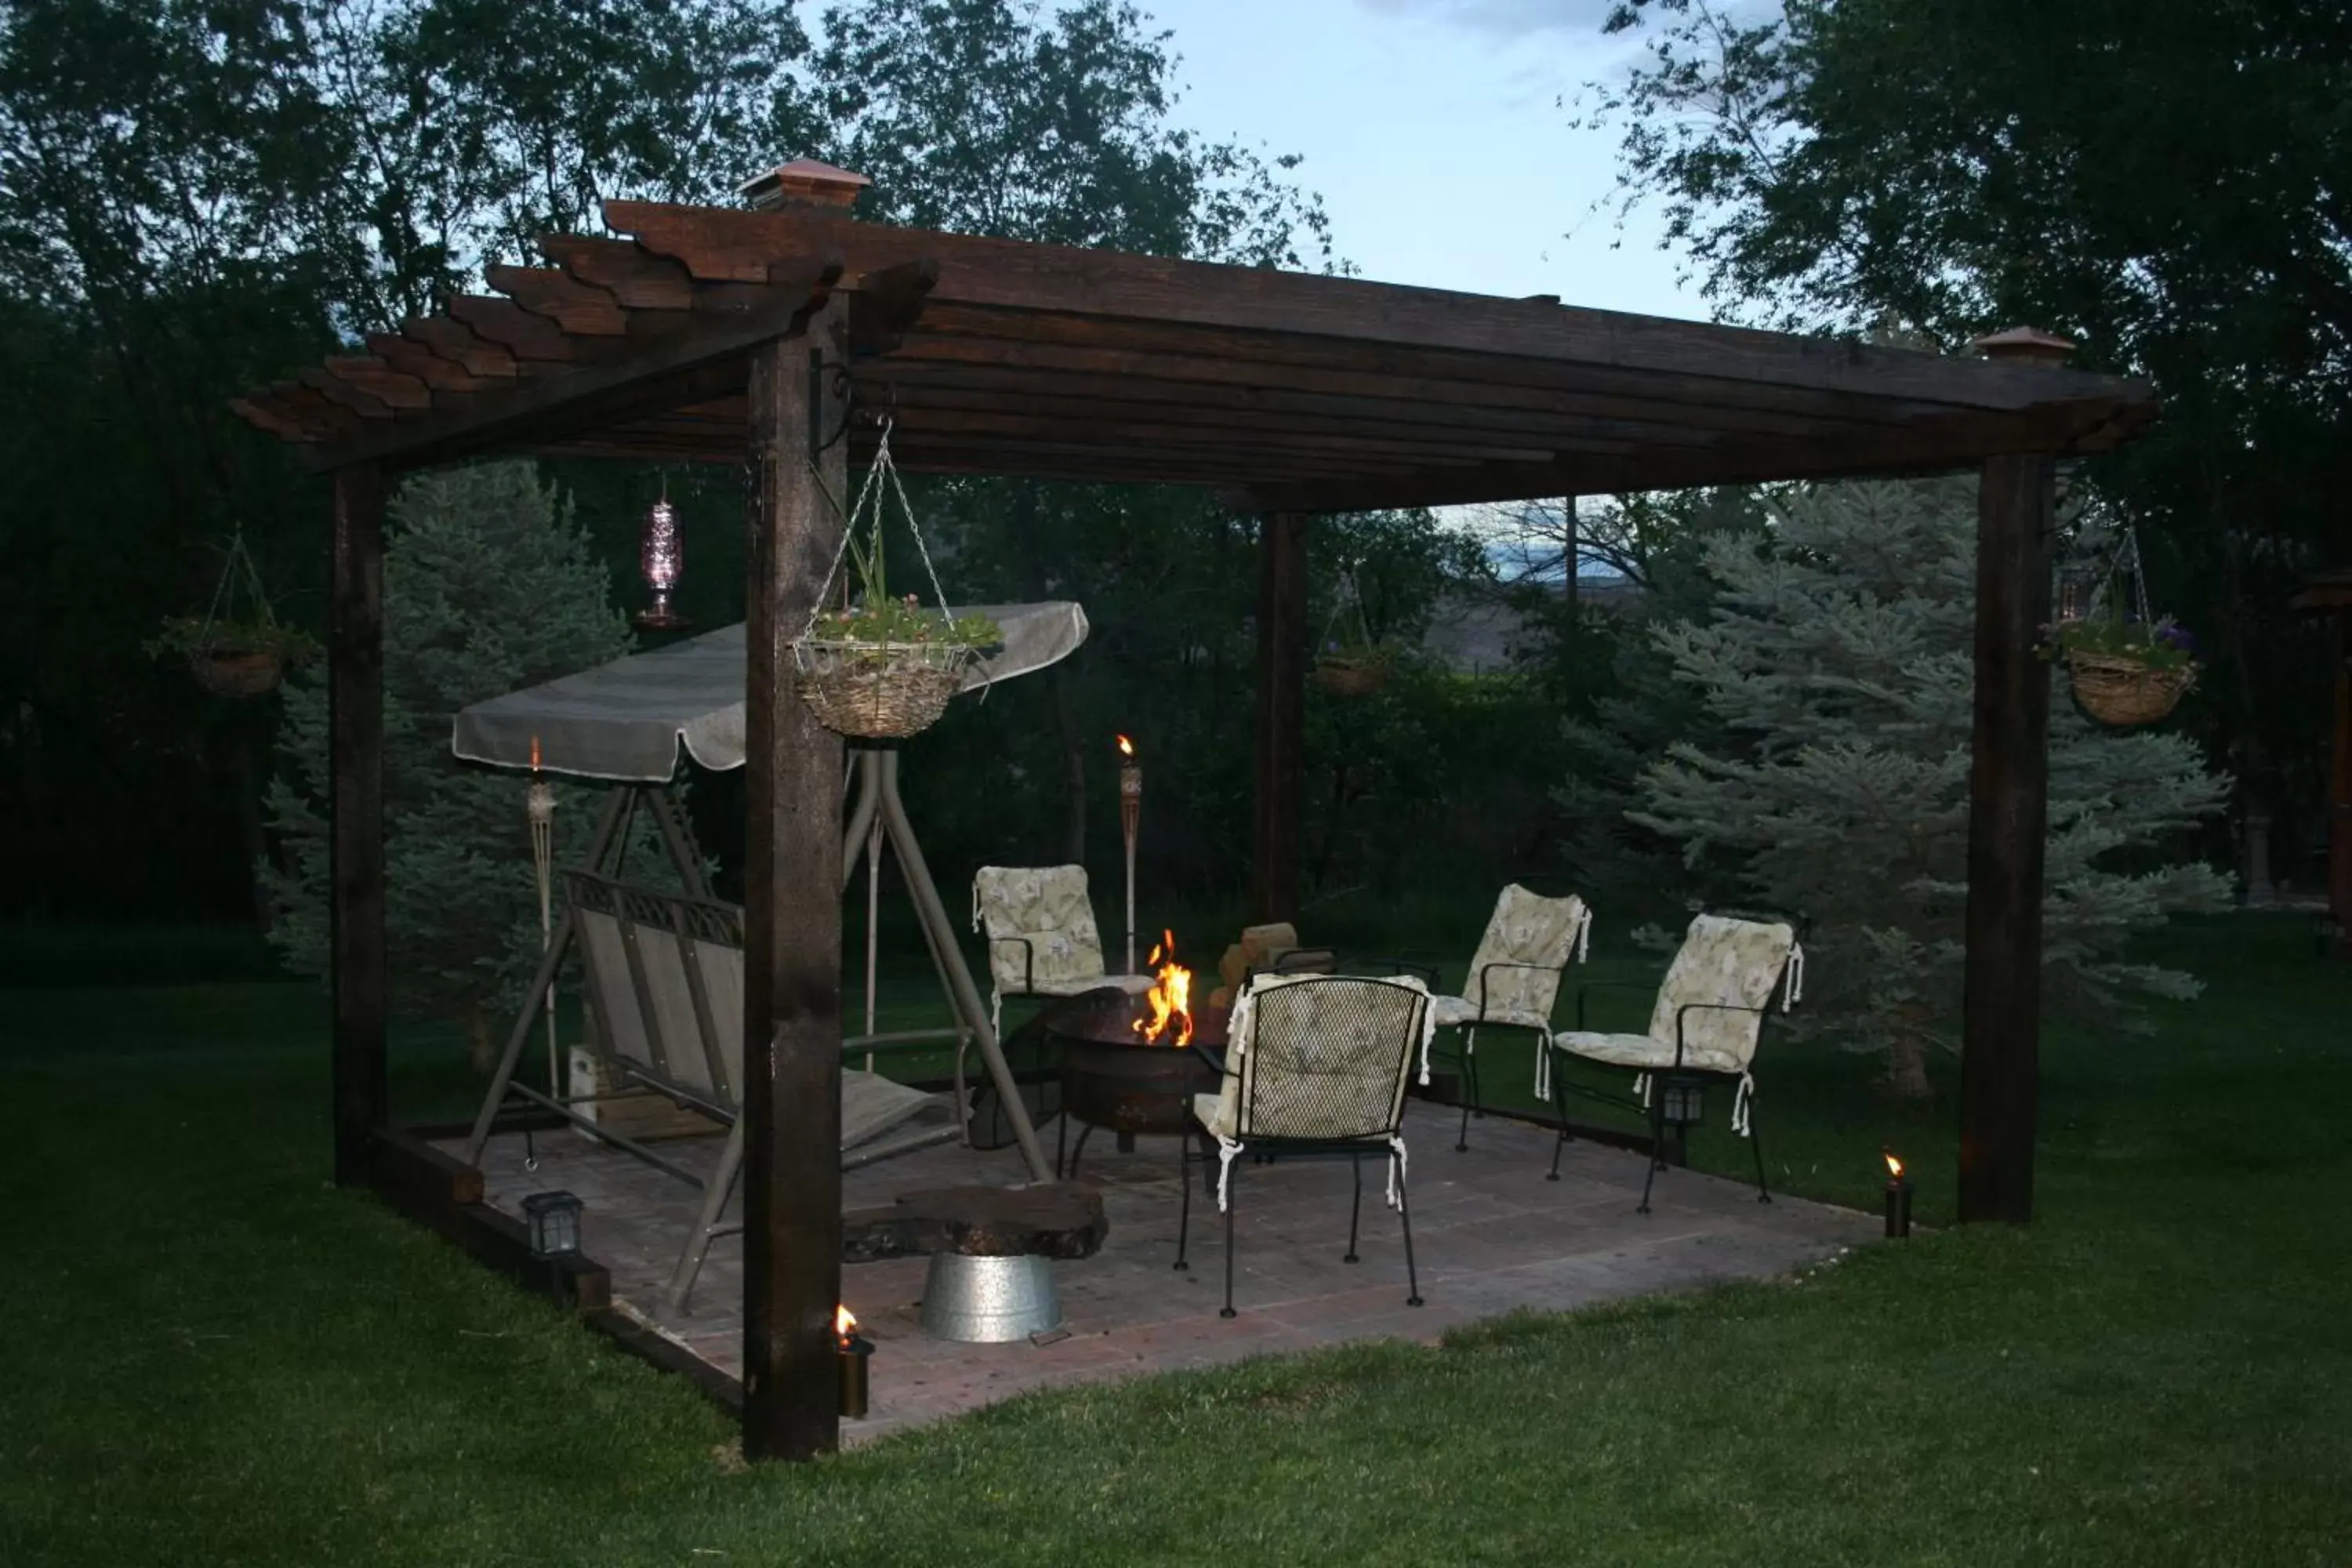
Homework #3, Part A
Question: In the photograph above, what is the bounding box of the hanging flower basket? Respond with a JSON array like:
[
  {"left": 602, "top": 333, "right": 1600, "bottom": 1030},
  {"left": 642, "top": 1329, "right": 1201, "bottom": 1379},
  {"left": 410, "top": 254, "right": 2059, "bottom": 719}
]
[
  {"left": 787, "top": 423, "right": 1000, "bottom": 741},
  {"left": 1314, "top": 652, "right": 1388, "bottom": 696},
  {"left": 147, "top": 527, "right": 317, "bottom": 699},
  {"left": 147, "top": 618, "right": 320, "bottom": 699},
  {"left": 794, "top": 623, "right": 978, "bottom": 739},
  {"left": 2056, "top": 620, "right": 2198, "bottom": 728},
  {"left": 2048, "top": 519, "right": 2197, "bottom": 728}
]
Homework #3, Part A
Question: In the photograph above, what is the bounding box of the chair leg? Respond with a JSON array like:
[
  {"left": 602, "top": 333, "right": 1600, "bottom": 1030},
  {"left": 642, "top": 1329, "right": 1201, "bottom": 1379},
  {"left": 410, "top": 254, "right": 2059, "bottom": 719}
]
[
  {"left": 1638, "top": 1083, "right": 1668, "bottom": 1214},
  {"left": 1221, "top": 1164, "right": 1239, "bottom": 1319},
  {"left": 667, "top": 1118, "right": 746, "bottom": 1313},
  {"left": 1055, "top": 1101, "right": 1069, "bottom": 1178},
  {"left": 1065, "top": 1120, "right": 1096, "bottom": 1181},
  {"left": 1455, "top": 1029, "right": 1481, "bottom": 1152},
  {"left": 1396, "top": 1149, "right": 1423, "bottom": 1308},
  {"left": 1747, "top": 1090, "right": 1773, "bottom": 1204},
  {"left": 1174, "top": 1129, "right": 1192, "bottom": 1271},
  {"left": 1345, "top": 1152, "right": 1363, "bottom": 1263},
  {"left": 1547, "top": 1048, "right": 1570, "bottom": 1181}
]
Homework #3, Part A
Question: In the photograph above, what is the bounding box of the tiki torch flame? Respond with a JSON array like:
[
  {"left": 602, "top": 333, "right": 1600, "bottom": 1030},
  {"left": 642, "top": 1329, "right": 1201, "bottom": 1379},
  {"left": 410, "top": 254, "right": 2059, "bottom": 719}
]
[
  {"left": 1884, "top": 1152, "right": 1905, "bottom": 1181},
  {"left": 835, "top": 1303, "right": 858, "bottom": 1344}
]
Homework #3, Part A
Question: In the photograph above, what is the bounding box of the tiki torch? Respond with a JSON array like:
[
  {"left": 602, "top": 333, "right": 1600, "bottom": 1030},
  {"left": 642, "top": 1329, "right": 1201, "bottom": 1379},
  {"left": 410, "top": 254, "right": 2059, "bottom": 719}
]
[
  {"left": 526, "top": 736, "right": 558, "bottom": 1098},
  {"left": 1117, "top": 735, "right": 1142, "bottom": 975},
  {"left": 1883, "top": 1149, "right": 1913, "bottom": 1239}
]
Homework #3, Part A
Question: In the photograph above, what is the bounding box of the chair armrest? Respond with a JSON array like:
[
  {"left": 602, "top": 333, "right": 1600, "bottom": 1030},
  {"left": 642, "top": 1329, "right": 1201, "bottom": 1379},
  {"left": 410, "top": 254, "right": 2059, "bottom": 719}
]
[
  {"left": 987, "top": 935, "right": 1036, "bottom": 993},
  {"left": 1474, "top": 959, "right": 1566, "bottom": 1014},
  {"left": 1188, "top": 1041, "right": 1229, "bottom": 1078},
  {"left": 1671, "top": 1000, "right": 1768, "bottom": 1069},
  {"left": 1359, "top": 955, "right": 1439, "bottom": 985},
  {"left": 1574, "top": 978, "right": 1655, "bottom": 1032}
]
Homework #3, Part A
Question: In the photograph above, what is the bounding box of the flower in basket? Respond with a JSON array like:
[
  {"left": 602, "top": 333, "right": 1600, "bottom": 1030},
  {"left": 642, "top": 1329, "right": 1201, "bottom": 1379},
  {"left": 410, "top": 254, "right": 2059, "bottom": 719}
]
[
  {"left": 145, "top": 614, "right": 324, "bottom": 667},
  {"left": 2053, "top": 615, "right": 2198, "bottom": 673},
  {"left": 820, "top": 593, "right": 1001, "bottom": 650}
]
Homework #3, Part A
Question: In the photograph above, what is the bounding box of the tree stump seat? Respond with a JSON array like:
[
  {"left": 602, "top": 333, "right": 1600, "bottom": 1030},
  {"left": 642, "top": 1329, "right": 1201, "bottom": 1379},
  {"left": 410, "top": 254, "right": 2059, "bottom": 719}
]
[{"left": 840, "top": 1182, "right": 1108, "bottom": 1262}]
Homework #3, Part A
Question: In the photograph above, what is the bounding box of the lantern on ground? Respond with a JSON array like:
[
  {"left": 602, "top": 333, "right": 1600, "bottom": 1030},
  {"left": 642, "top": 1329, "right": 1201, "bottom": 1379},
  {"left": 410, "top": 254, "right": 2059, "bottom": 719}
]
[
  {"left": 635, "top": 494, "right": 689, "bottom": 631},
  {"left": 522, "top": 1190, "right": 583, "bottom": 1259},
  {"left": 1658, "top": 1076, "right": 1705, "bottom": 1128}
]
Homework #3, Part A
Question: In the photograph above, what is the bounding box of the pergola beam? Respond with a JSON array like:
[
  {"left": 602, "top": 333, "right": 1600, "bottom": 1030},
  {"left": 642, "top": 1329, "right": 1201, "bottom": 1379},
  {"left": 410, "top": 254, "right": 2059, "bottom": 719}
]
[{"left": 328, "top": 463, "right": 387, "bottom": 1188}]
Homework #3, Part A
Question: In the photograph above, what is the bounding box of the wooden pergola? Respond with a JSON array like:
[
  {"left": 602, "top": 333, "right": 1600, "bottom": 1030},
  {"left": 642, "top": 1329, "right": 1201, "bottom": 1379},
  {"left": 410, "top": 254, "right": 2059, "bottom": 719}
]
[{"left": 235, "top": 159, "right": 2158, "bottom": 1462}]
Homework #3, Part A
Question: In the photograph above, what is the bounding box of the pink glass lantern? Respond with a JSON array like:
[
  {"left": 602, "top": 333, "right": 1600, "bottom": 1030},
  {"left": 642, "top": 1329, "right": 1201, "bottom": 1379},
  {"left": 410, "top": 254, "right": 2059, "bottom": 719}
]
[{"left": 635, "top": 496, "right": 689, "bottom": 630}]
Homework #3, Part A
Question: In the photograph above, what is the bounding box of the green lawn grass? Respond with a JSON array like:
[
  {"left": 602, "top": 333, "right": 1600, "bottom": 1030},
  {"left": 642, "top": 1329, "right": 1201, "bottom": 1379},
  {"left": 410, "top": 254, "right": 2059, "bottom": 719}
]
[{"left": 3, "top": 914, "right": 2348, "bottom": 1566}]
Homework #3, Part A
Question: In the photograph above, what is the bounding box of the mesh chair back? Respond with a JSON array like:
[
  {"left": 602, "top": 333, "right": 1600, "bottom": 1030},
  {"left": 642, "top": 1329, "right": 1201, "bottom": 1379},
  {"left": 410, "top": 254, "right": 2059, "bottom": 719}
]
[
  {"left": 1647, "top": 913, "right": 1800, "bottom": 1070},
  {"left": 1461, "top": 884, "right": 1591, "bottom": 1020},
  {"left": 971, "top": 864, "right": 1112, "bottom": 993},
  {"left": 1233, "top": 975, "right": 1428, "bottom": 1142}
]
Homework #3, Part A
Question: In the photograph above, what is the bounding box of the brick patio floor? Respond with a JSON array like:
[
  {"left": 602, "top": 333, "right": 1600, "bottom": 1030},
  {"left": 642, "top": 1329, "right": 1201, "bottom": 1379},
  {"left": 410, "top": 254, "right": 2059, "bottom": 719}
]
[{"left": 449, "top": 1107, "right": 1875, "bottom": 1444}]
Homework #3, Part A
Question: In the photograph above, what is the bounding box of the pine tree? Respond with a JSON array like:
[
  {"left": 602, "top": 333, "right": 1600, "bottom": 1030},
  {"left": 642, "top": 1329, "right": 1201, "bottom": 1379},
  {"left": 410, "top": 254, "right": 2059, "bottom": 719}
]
[
  {"left": 1627, "top": 477, "right": 2233, "bottom": 1097},
  {"left": 263, "top": 462, "right": 656, "bottom": 1068}
]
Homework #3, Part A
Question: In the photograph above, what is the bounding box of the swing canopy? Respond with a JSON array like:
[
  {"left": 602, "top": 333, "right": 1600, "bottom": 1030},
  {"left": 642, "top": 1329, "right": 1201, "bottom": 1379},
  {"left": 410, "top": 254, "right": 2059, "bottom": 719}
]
[{"left": 452, "top": 601, "right": 1088, "bottom": 782}]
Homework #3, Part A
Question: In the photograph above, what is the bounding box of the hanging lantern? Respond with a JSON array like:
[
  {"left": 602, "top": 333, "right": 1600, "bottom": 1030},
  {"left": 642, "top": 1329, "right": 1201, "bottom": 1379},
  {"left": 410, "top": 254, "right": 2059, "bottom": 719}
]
[{"left": 635, "top": 495, "right": 690, "bottom": 631}]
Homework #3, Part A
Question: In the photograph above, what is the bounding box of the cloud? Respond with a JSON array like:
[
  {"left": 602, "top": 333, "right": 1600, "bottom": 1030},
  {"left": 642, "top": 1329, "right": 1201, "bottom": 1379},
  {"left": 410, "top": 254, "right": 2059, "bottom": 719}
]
[{"left": 1352, "top": 0, "right": 1624, "bottom": 39}]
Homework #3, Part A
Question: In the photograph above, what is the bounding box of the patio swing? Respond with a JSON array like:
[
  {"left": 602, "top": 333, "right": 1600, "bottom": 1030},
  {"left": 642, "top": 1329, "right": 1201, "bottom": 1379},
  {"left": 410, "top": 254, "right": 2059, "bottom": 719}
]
[{"left": 453, "top": 598, "right": 1091, "bottom": 1307}]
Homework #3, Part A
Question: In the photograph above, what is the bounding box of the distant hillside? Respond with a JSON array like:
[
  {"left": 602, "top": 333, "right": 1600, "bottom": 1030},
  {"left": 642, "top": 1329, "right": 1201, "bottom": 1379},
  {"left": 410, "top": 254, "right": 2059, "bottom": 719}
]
[{"left": 1420, "top": 575, "right": 1643, "bottom": 673}]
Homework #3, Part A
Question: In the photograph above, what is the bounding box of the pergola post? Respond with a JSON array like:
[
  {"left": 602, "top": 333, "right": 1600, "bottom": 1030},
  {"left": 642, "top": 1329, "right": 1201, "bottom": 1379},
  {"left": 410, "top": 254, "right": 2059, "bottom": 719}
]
[
  {"left": 1958, "top": 442, "right": 2058, "bottom": 1224},
  {"left": 2329, "top": 611, "right": 2352, "bottom": 958},
  {"left": 328, "top": 462, "right": 387, "bottom": 1187},
  {"left": 740, "top": 303, "right": 851, "bottom": 1461},
  {"left": 1252, "top": 510, "right": 1309, "bottom": 924}
]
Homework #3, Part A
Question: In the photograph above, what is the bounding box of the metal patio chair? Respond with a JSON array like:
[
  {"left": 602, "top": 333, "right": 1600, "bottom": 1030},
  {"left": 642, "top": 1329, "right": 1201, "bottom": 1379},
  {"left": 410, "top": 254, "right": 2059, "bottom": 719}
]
[
  {"left": 1376, "top": 884, "right": 1592, "bottom": 1153},
  {"left": 1544, "top": 909, "right": 1804, "bottom": 1212},
  {"left": 971, "top": 864, "right": 1154, "bottom": 1036},
  {"left": 1174, "top": 972, "right": 1435, "bottom": 1318}
]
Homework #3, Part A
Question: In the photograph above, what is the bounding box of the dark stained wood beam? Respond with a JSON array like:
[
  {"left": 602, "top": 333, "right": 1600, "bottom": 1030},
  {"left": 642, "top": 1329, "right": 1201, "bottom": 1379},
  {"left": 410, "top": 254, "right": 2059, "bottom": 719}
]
[
  {"left": 401, "top": 316, "right": 521, "bottom": 379},
  {"left": 1958, "top": 450, "right": 2056, "bottom": 1225},
  {"left": 486, "top": 263, "right": 632, "bottom": 336},
  {"left": 740, "top": 304, "right": 851, "bottom": 1462},
  {"left": 365, "top": 333, "right": 488, "bottom": 394},
  {"left": 299, "top": 367, "right": 397, "bottom": 420},
  {"left": 447, "top": 295, "right": 583, "bottom": 362},
  {"left": 607, "top": 200, "right": 2150, "bottom": 415},
  {"left": 1253, "top": 511, "right": 1309, "bottom": 925},
  {"left": 539, "top": 234, "right": 699, "bottom": 310},
  {"left": 299, "top": 259, "right": 854, "bottom": 473},
  {"left": 321, "top": 357, "right": 434, "bottom": 411},
  {"left": 2332, "top": 612, "right": 2352, "bottom": 960},
  {"left": 329, "top": 463, "right": 387, "bottom": 1187}
]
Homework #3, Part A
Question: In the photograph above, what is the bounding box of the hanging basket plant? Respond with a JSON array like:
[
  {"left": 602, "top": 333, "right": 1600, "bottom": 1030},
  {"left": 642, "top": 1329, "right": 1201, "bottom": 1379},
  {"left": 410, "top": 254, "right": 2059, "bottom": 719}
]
[
  {"left": 2057, "top": 618, "right": 2198, "bottom": 726},
  {"left": 1312, "top": 561, "right": 1391, "bottom": 697},
  {"left": 789, "top": 422, "right": 1000, "bottom": 740},
  {"left": 145, "top": 526, "right": 320, "bottom": 698},
  {"left": 2048, "top": 520, "right": 2197, "bottom": 728}
]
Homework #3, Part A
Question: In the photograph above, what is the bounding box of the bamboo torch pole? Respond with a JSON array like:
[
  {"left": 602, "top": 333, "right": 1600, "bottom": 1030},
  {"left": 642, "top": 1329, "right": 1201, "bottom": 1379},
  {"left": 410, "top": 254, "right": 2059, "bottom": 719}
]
[{"left": 1118, "top": 735, "right": 1142, "bottom": 975}]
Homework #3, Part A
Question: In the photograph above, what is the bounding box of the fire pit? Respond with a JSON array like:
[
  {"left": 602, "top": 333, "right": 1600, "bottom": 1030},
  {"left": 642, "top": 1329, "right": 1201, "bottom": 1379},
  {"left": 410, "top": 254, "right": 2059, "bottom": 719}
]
[{"left": 1045, "top": 988, "right": 1231, "bottom": 1177}]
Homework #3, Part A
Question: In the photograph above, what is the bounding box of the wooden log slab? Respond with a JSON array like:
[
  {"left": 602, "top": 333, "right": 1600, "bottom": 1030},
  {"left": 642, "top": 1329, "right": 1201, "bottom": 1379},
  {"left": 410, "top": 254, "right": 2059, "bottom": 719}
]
[{"left": 840, "top": 1183, "right": 1108, "bottom": 1262}]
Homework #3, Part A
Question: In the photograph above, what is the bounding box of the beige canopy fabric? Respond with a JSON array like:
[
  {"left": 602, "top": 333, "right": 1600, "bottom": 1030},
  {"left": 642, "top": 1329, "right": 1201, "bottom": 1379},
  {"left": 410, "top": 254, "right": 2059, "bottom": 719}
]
[{"left": 451, "top": 601, "right": 1088, "bottom": 782}]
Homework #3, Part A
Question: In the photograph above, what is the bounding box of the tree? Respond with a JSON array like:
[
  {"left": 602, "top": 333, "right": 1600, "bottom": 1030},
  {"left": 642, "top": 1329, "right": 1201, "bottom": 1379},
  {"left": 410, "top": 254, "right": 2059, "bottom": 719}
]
[
  {"left": 262, "top": 461, "right": 657, "bottom": 1065},
  {"left": 1625, "top": 477, "right": 2234, "bottom": 1097},
  {"left": 1590, "top": 0, "right": 2352, "bottom": 886}
]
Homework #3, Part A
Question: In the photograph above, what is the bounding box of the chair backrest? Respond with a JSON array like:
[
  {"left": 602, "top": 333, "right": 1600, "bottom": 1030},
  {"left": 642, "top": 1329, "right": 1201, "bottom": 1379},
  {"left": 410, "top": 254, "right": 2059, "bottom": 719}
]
[
  {"left": 971, "top": 864, "right": 1110, "bottom": 993},
  {"left": 568, "top": 870, "right": 745, "bottom": 1113},
  {"left": 1647, "top": 913, "right": 1802, "bottom": 1071},
  {"left": 1230, "top": 974, "right": 1429, "bottom": 1142},
  {"left": 1463, "top": 884, "right": 1592, "bottom": 1020}
]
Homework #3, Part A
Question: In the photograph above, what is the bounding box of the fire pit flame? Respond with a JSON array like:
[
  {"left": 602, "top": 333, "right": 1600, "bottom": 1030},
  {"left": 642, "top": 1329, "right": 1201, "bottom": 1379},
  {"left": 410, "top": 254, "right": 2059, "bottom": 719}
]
[{"left": 1132, "top": 927, "right": 1193, "bottom": 1047}]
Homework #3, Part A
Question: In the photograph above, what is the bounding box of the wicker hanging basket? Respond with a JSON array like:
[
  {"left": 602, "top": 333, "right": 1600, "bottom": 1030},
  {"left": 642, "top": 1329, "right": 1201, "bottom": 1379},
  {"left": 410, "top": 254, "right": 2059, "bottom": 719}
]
[
  {"left": 1314, "top": 655, "right": 1388, "bottom": 696},
  {"left": 793, "top": 638, "right": 975, "bottom": 739},
  {"left": 190, "top": 647, "right": 285, "bottom": 698},
  {"left": 786, "top": 423, "right": 993, "bottom": 741},
  {"left": 2066, "top": 650, "right": 2194, "bottom": 727}
]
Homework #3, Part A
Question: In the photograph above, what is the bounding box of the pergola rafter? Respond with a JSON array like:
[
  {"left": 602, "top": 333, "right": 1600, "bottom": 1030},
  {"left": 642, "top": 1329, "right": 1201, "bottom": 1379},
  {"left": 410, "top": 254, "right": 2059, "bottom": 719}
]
[{"left": 232, "top": 158, "right": 2160, "bottom": 1467}]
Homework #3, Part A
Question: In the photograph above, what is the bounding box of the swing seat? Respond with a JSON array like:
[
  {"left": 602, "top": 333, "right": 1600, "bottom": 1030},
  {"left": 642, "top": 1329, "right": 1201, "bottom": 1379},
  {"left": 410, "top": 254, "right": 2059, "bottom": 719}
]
[{"left": 562, "top": 870, "right": 963, "bottom": 1311}]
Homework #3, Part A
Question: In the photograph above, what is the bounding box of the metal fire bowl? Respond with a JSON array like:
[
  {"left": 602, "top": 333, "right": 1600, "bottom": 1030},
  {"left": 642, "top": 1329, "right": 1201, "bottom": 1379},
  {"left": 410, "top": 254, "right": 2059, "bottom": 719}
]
[
  {"left": 920, "top": 1253, "right": 1062, "bottom": 1343},
  {"left": 1049, "top": 989, "right": 1231, "bottom": 1138}
]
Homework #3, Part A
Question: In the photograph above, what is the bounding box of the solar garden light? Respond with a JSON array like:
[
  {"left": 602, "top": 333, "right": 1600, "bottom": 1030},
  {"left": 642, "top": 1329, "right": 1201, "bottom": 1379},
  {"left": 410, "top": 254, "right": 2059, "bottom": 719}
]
[
  {"left": 634, "top": 491, "right": 689, "bottom": 631},
  {"left": 522, "top": 1190, "right": 583, "bottom": 1261}
]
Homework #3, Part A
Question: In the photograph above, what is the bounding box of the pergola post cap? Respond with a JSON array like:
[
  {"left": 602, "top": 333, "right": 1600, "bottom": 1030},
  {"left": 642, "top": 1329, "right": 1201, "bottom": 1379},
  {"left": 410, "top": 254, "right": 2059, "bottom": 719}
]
[
  {"left": 1973, "top": 326, "right": 2077, "bottom": 365},
  {"left": 739, "top": 158, "right": 872, "bottom": 212}
]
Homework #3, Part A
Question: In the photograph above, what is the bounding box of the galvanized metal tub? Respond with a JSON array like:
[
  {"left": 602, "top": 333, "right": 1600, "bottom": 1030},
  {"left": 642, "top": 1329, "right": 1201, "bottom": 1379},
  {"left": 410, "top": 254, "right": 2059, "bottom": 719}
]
[{"left": 919, "top": 1253, "right": 1062, "bottom": 1343}]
